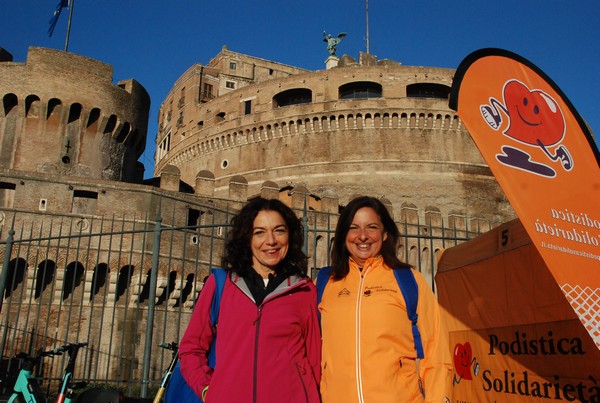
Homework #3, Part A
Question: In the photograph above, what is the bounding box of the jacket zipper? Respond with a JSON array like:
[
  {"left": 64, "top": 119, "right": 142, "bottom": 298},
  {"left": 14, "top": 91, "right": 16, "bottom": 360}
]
[
  {"left": 355, "top": 265, "right": 370, "bottom": 403},
  {"left": 241, "top": 277, "right": 309, "bottom": 403},
  {"left": 253, "top": 305, "right": 263, "bottom": 403}
]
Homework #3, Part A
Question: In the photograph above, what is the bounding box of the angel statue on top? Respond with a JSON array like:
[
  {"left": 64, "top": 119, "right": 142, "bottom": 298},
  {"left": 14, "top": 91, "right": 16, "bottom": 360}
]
[{"left": 323, "top": 31, "right": 347, "bottom": 56}]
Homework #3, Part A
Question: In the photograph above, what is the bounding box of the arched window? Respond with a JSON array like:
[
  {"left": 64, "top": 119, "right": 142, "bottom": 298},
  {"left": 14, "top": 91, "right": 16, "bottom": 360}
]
[
  {"left": 90, "top": 263, "right": 109, "bottom": 301},
  {"left": 273, "top": 88, "right": 312, "bottom": 107},
  {"left": 116, "top": 265, "right": 134, "bottom": 302},
  {"left": 174, "top": 273, "right": 196, "bottom": 308},
  {"left": 35, "top": 260, "right": 56, "bottom": 299},
  {"left": 156, "top": 271, "right": 177, "bottom": 305},
  {"left": 339, "top": 82, "right": 382, "bottom": 99},
  {"left": 4, "top": 258, "right": 27, "bottom": 299},
  {"left": 2, "top": 93, "right": 18, "bottom": 117},
  {"left": 62, "top": 261, "right": 84, "bottom": 300},
  {"left": 406, "top": 83, "right": 450, "bottom": 99}
]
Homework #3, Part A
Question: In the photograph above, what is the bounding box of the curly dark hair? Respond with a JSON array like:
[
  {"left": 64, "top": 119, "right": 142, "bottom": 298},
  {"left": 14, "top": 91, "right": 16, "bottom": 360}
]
[
  {"left": 221, "top": 197, "right": 308, "bottom": 278},
  {"left": 330, "top": 196, "right": 409, "bottom": 280}
]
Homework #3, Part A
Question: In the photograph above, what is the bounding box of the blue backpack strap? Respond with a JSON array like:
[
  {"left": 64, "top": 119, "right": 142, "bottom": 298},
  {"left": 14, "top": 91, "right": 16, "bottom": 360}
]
[
  {"left": 316, "top": 266, "right": 332, "bottom": 305},
  {"left": 207, "top": 267, "right": 227, "bottom": 369},
  {"left": 316, "top": 266, "right": 331, "bottom": 322},
  {"left": 394, "top": 268, "right": 424, "bottom": 359}
]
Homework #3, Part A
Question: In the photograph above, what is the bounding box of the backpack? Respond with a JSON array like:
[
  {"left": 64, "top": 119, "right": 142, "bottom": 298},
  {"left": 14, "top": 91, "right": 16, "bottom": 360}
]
[
  {"left": 316, "top": 265, "right": 424, "bottom": 359},
  {"left": 165, "top": 268, "right": 228, "bottom": 403}
]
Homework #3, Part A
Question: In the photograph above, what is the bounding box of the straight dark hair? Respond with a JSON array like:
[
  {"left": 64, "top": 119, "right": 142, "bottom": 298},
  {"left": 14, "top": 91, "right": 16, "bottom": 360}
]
[
  {"left": 330, "top": 196, "right": 409, "bottom": 280},
  {"left": 222, "top": 197, "right": 308, "bottom": 278}
]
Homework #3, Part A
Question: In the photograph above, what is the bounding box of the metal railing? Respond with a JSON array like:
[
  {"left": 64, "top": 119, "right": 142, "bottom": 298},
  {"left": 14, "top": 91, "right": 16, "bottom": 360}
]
[{"left": 0, "top": 203, "right": 481, "bottom": 398}]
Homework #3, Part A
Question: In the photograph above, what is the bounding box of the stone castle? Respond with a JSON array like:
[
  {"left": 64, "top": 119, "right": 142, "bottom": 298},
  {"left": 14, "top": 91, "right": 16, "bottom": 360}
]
[
  {"left": 0, "top": 44, "right": 515, "bottom": 390},
  {"left": 155, "top": 45, "right": 514, "bottom": 225}
]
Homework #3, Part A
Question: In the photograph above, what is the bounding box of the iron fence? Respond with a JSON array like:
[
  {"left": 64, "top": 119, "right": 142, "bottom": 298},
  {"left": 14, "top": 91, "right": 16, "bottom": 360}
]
[{"left": 0, "top": 203, "right": 482, "bottom": 398}]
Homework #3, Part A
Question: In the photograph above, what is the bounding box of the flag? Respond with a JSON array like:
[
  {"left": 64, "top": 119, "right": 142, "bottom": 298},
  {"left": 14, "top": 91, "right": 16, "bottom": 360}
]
[{"left": 48, "top": 0, "right": 69, "bottom": 37}]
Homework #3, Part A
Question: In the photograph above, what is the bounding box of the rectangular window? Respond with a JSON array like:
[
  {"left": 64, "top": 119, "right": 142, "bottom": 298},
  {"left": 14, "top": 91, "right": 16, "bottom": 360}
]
[
  {"left": 244, "top": 100, "right": 252, "bottom": 115},
  {"left": 0, "top": 181, "right": 16, "bottom": 208},
  {"left": 202, "top": 83, "right": 213, "bottom": 101},
  {"left": 72, "top": 189, "right": 98, "bottom": 215},
  {"left": 187, "top": 208, "right": 201, "bottom": 227},
  {"left": 230, "top": 62, "right": 237, "bottom": 70},
  {"left": 226, "top": 81, "right": 235, "bottom": 89}
]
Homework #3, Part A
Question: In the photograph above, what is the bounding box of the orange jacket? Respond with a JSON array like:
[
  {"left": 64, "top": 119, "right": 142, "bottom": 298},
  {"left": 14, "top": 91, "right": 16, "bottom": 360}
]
[{"left": 319, "top": 256, "right": 452, "bottom": 402}]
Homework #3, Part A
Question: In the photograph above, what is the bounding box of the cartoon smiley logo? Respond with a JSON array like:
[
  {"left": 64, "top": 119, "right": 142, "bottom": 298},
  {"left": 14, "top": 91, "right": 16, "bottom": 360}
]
[
  {"left": 503, "top": 80, "right": 565, "bottom": 147},
  {"left": 453, "top": 342, "right": 473, "bottom": 381}
]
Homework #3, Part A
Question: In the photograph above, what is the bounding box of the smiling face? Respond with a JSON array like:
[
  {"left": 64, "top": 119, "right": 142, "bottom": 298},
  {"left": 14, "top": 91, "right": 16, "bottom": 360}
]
[
  {"left": 504, "top": 80, "right": 565, "bottom": 146},
  {"left": 345, "top": 207, "right": 388, "bottom": 267},
  {"left": 251, "top": 210, "right": 289, "bottom": 277}
]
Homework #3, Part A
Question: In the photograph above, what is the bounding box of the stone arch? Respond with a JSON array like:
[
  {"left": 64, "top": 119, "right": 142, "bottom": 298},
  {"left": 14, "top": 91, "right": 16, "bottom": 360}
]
[
  {"left": 62, "top": 261, "right": 85, "bottom": 301},
  {"left": 409, "top": 113, "right": 417, "bottom": 128},
  {"left": 4, "top": 257, "right": 27, "bottom": 299},
  {"left": 418, "top": 113, "right": 427, "bottom": 129},
  {"left": 68, "top": 103, "right": 82, "bottom": 124},
  {"left": 329, "top": 115, "right": 336, "bottom": 130},
  {"left": 364, "top": 113, "right": 373, "bottom": 128},
  {"left": 408, "top": 245, "right": 419, "bottom": 268},
  {"left": 312, "top": 116, "right": 319, "bottom": 132},
  {"left": 273, "top": 88, "right": 312, "bottom": 107},
  {"left": 400, "top": 113, "right": 408, "bottom": 128},
  {"left": 321, "top": 116, "right": 329, "bottom": 131},
  {"left": 174, "top": 273, "right": 195, "bottom": 308},
  {"left": 87, "top": 108, "right": 101, "bottom": 128},
  {"left": 373, "top": 113, "right": 381, "bottom": 128},
  {"left": 2, "top": 93, "right": 18, "bottom": 117},
  {"left": 382, "top": 113, "right": 390, "bottom": 128},
  {"left": 390, "top": 113, "right": 398, "bottom": 128},
  {"left": 115, "top": 264, "right": 134, "bottom": 302},
  {"left": 156, "top": 271, "right": 177, "bottom": 305},
  {"left": 35, "top": 260, "right": 56, "bottom": 300},
  {"left": 355, "top": 113, "right": 363, "bottom": 129},
  {"left": 104, "top": 114, "right": 117, "bottom": 134},
  {"left": 25, "top": 95, "right": 41, "bottom": 118},
  {"left": 347, "top": 114, "right": 355, "bottom": 129},
  {"left": 435, "top": 114, "right": 443, "bottom": 129},
  {"left": 115, "top": 122, "right": 131, "bottom": 143},
  {"left": 304, "top": 118, "right": 311, "bottom": 133},
  {"left": 420, "top": 246, "right": 432, "bottom": 283},
  {"left": 337, "top": 114, "right": 345, "bottom": 130},
  {"left": 47, "top": 98, "right": 62, "bottom": 120},
  {"left": 230, "top": 175, "right": 248, "bottom": 184},
  {"left": 425, "top": 113, "right": 434, "bottom": 129},
  {"left": 266, "top": 124, "right": 273, "bottom": 139},
  {"left": 89, "top": 263, "right": 109, "bottom": 302}
]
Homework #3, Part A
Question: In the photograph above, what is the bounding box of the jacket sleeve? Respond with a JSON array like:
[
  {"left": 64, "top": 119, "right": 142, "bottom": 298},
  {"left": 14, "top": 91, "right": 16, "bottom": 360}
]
[
  {"left": 304, "top": 281, "right": 322, "bottom": 384},
  {"left": 179, "top": 274, "right": 217, "bottom": 398},
  {"left": 414, "top": 271, "right": 453, "bottom": 402}
]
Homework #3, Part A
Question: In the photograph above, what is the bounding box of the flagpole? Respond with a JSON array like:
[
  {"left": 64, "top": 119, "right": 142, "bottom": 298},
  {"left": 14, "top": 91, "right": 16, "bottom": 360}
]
[
  {"left": 64, "top": 0, "right": 74, "bottom": 51},
  {"left": 365, "top": 0, "right": 370, "bottom": 54}
]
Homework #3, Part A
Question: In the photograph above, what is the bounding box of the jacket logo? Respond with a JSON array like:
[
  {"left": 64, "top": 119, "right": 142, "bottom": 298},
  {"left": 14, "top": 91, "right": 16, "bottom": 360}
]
[{"left": 337, "top": 288, "right": 350, "bottom": 297}]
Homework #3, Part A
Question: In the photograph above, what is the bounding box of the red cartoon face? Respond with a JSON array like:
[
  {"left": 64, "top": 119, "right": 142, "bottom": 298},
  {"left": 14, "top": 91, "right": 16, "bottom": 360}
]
[
  {"left": 503, "top": 80, "right": 565, "bottom": 147},
  {"left": 453, "top": 342, "right": 473, "bottom": 380}
]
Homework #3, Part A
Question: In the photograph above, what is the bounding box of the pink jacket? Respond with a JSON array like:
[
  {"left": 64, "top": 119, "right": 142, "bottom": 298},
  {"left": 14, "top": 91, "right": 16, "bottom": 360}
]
[{"left": 179, "top": 272, "right": 321, "bottom": 403}]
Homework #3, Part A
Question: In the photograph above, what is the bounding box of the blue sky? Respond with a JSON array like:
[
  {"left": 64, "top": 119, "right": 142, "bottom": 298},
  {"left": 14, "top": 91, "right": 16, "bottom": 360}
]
[{"left": 3, "top": 1, "right": 599, "bottom": 178}]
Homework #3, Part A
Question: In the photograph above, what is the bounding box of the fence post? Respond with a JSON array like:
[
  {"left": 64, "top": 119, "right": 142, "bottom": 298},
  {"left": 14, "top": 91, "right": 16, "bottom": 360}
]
[
  {"left": 140, "top": 212, "right": 162, "bottom": 398},
  {"left": 302, "top": 196, "right": 308, "bottom": 257},
  {"left": 0, "top": 225, "right": 15, "bottom": 313}
]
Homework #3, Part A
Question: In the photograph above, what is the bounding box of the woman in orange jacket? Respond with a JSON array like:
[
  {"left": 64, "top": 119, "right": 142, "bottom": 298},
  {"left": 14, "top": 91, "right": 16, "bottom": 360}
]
[{"left": 319, "top": 196, "right": 452, "bottom": 402}]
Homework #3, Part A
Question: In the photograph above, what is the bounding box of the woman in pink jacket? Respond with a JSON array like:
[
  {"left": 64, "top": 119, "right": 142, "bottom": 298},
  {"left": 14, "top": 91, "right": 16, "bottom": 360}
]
[{"left": 179, "top": 197, "right": 321, "bottom": 403}]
